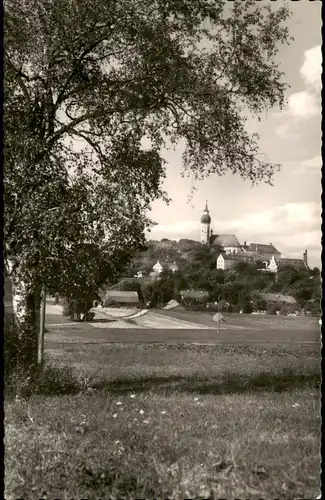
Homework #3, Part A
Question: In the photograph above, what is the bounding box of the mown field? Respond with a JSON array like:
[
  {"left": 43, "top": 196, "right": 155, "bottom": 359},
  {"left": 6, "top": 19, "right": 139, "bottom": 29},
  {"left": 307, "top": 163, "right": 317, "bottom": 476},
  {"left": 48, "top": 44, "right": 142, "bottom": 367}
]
[
  {"left": 42, "top": 307, "right": 321, "bottom": 345},
  {"left": 157, "top": 307, "right": 321, "bottom": 333},
  {"left": 5, "top": 339, "right": 321, "bottom": 500}
]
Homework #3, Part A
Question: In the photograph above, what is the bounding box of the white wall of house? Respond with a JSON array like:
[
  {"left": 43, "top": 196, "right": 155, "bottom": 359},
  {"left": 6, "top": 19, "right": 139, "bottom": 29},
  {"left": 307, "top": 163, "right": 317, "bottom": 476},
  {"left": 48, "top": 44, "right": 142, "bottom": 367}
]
[
  {"left": 216, "top": 255, "right": 236, "bottom": 270},
  {"left": 224, "top": 246, "right": 240, "bottom": 255},
  {"left": 216, "top": 254, "right": 225, "bottom": 269},
  {"left": 153, "top": 261, "right": 163, "bottom": 273},
  {"left": 267, "top": 256, "right": 278, "bottom": 273},
  {"left": 201, "top": 222, "right": 210, "bottom": 244}
]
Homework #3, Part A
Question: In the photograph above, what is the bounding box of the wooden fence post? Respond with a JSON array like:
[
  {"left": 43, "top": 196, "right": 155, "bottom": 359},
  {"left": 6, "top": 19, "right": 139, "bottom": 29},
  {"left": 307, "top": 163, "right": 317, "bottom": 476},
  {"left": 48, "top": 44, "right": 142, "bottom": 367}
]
[{"left": 37, "top": 287, "right": 46, "bottom": 365}]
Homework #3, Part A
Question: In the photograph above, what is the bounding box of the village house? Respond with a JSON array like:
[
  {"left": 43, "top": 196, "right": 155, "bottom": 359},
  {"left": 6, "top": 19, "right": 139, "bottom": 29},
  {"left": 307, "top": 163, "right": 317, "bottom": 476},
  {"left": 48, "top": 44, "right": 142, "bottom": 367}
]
[
  {"left": 266, "top": 255, "right": 279, "bottom": 273},
  {"left": 180, "top": 290, "right": 210, "bottom": 304},
  {"left": 216, "top": 253, "right": 247, "bottom": 270},
  {"left": 152, "top": 260, "right": 164, "bottom": 274},
  {"left": 265, "top": 251, "right": 308, "bottom": 273},
  {"left": 103, "top": 290, "right": 140, "bottom": 307},
  {"left": 277, "top": 253, "right": 308, "bottom": 270},
  {"left": 149, "top": 260, "right": 179, "bottom": 278},
  {"left": 259, "top": 293, "right": 297, "bottom": 313},
  {"left": 241, "top": 242, "right": 281, "bottom": 261}
]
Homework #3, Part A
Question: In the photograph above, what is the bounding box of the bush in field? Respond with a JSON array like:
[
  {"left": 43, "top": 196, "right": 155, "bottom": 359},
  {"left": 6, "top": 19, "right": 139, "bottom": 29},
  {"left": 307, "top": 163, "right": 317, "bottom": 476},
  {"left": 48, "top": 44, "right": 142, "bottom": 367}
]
[
  {"left": 267, "top": 303, "right": 280, "bottom": 315},
  {"left": 62, "top": 298, "right": 95, "bottom": 321},
  {"left": 242, "top": 302, "right": 253, "bottom": 314},
  {"left": 6, "top": 361, "right": 81, "bottom": 399},
  {"left": 4, "top": 316, "right": 81, "bottom": 398},
  {"left": 280, "top": 304, "right": 296, "bottom": 316},
  {"left": 4, "top": 315, "right": 41, "bottom": 377},
  {"left": 251, "top": 293, "right": 267, "bottom": 312}
]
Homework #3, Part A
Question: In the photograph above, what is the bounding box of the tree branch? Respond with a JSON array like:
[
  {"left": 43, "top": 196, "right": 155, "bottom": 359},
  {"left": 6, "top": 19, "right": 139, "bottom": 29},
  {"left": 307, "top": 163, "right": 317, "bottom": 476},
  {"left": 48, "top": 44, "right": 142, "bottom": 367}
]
[
  {"left": 5, "top": 57, "right": 31, "bottom": 103},
  {"left": 54, "top": 26, "right": 116, "bottom": 110},
  {"left": 45, "top": 111, "right": 98, "bottom": 150},
  {"left": 70, "top": 128, "right": 106, "bottom": 161}
]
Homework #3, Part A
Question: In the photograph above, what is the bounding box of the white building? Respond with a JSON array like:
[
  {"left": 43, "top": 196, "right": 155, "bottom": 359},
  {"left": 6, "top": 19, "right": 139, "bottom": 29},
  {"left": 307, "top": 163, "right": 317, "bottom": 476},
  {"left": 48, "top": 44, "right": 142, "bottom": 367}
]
[
  {"left": 267, "top": 255, "right": 278, "bottom": 273},
  {"left": 152, "top": 260, "right": 163, "bottom": 274}
]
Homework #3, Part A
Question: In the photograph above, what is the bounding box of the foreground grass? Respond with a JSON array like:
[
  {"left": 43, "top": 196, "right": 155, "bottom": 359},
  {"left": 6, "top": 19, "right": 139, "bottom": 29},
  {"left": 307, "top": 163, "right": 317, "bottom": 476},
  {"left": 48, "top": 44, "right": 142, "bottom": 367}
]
[{"left": 5, "top": 343, "right": 321, "bottom": 499}]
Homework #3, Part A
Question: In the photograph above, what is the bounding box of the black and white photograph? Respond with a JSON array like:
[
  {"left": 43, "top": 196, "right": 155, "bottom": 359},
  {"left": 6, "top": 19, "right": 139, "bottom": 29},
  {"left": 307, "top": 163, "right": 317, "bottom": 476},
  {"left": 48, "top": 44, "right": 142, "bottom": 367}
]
[{"left": 3, "top": 0, "right": 322, "bottom": 498}]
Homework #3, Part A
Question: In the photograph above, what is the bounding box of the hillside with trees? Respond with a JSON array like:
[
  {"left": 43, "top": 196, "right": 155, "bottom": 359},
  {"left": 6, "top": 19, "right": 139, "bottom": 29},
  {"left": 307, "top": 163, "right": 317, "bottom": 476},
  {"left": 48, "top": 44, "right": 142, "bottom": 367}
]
[{"left": 116, "top": 239, "right": 321, "bottom": 314}]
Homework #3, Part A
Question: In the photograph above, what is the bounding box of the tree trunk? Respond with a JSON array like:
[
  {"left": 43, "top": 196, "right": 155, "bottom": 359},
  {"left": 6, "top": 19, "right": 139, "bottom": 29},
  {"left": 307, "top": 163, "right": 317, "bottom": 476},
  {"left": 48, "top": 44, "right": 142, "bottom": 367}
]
[{"left": 10, "top": 273, "right": 39, "bottom": 369}]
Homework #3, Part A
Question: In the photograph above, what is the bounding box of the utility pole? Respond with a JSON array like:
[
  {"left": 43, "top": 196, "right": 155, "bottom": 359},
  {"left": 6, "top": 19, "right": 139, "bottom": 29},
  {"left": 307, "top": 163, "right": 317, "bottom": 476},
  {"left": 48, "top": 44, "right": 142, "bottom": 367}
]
[{"left": 37, "top": 287, "right": 46, "bottom": 365}]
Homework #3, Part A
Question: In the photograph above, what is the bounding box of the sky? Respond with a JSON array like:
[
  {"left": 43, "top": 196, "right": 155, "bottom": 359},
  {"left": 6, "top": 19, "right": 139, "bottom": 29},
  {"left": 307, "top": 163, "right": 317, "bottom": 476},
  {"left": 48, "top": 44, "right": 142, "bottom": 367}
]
[{"left": 147, "top": 1, "right": 322, "bottom": 268}]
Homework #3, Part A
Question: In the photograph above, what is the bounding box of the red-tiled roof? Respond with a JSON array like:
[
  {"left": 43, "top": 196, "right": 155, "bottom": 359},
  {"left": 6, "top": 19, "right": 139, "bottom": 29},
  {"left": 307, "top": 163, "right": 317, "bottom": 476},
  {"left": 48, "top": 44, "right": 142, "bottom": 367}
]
[
  {"left": 104, "top": 291, "right": 139, "bottom": 303},
  {"left": 221, "top": 254, "right": 245, "bottom": 261},
  {"left": 210, "top": 234, "right": 241, "bottom": 247},
  {"left": 240, "top": 251, "right": 267, "bottom": 260},
  {"left": 246, "top": 243, "right": 281, "bottom": 254},
  {"left": 260, "top": 293, "right": 296, "bottom": 304},
  {"left": 218, "top": 253, "right": 264, "bottom": 262}
]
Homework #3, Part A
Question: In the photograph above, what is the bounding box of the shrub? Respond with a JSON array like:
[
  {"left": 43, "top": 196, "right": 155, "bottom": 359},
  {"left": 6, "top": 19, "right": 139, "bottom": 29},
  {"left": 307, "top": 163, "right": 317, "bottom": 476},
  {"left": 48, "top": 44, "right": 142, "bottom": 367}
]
[
  {"left": 267, "top": 303, "right": 279, "bottom": 315},
  {"left": 242, "top": 302, "right": 253, "bottom": 314},
  {"left": 4, "top": 316, "right": 81, "bottom": 398},
  {"left": 4, "top": 317, "right": 20, "bottom": 380},
  {"left": 26, "top": 363, "right": 81, "bottom": 396},
  {"left": 62, "top": 298, "right": 95, "bottom": 321},
  {"left": 280, "top": 304, "right": 296, "bottom": 316},
  {"left": 5, "top": 360, "right": 81, "bottom": 399}
]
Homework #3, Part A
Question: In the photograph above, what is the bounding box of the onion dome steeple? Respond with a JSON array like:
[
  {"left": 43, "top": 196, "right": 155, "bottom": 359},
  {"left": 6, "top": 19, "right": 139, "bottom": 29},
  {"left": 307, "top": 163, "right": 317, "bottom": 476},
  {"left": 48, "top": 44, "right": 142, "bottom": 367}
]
[{"left": 200, "top": 200, "right": 211, "bottom": 224}]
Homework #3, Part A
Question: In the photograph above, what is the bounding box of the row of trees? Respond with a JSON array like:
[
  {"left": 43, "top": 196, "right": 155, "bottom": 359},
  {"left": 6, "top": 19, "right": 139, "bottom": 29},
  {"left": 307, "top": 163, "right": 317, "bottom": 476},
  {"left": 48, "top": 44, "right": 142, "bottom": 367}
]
[
  {"left": 115, "top": 254, "right": 321, "bottom": 313},
  {"left": 123, "top": 240, "right": 321, "bottom": 306}
]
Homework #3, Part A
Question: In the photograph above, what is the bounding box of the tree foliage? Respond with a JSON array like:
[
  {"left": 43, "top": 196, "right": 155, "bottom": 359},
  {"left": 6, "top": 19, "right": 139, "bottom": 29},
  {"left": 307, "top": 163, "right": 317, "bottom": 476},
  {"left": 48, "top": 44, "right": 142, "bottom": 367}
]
[
  {"left": 5, "top": 0, "right": 291, "bottom": 270},
  {"left": 4, "top": 0, "right": 292, "bottom": 364}
]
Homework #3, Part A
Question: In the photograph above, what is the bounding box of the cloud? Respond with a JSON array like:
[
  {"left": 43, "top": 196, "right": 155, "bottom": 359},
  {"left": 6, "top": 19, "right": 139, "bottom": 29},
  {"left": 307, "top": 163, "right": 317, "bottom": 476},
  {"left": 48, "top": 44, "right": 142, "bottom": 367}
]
[
  {"left": 149, "top": 219, "right": 199, "bottom": 236},
  {"left": 300, "top": 45, "right": 321, "bottom": 92},
  {"left": 225, "top": 202, "right": 320, "bottom": 237},
  {"left": 275, "top": 45, "right": 321, "bottom": 139},
  {"left": 287, "top": 91, "right": 320, "bottom": 119},
  {"left": 274, "top": 123, "right": 300, "bottom": 141},
  {"left": 293, "top": 156, "right": 322, "bottom": 175},
  {"left": 282, "top": 156, "right": 322, "bottom": 176}
]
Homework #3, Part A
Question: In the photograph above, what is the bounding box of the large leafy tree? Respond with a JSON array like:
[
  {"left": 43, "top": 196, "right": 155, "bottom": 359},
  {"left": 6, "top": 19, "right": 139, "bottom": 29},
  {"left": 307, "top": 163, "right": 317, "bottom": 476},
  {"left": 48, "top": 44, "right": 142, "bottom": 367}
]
[{"left": 4, "top": 0, "right": 291, "bottom": 365}]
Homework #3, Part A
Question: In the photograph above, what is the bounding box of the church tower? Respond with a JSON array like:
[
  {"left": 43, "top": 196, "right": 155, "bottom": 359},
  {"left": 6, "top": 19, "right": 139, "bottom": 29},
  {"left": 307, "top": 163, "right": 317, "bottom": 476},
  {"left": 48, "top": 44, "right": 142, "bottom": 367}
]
[{"left": 200, "top": 201, "right": 211, "bottom": 244}]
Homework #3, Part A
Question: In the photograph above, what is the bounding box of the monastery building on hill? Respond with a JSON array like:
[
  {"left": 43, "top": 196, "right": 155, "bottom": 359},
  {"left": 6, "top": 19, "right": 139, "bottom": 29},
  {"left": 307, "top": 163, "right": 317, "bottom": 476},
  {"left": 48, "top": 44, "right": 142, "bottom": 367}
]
[{"left": 200, "top": 202, "right": 308, "bottom": 273}]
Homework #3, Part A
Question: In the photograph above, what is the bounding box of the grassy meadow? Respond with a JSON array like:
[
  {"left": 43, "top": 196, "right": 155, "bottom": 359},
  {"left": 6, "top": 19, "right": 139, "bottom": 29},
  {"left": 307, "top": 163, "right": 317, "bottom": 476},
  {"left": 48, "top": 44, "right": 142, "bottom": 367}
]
[{"left": 5, "top": 340, "right": 321, "bottom": 500}]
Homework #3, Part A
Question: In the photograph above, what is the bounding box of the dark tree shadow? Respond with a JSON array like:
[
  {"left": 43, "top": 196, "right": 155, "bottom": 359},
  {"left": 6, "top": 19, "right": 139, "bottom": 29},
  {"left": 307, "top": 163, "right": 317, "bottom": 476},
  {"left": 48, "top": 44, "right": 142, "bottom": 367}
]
[
  {"left": 90, "top": 371, "right": 320, "bottom": 396},
  {"left": 10, "top": 370, "right": 320, "bottom": 398}
]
